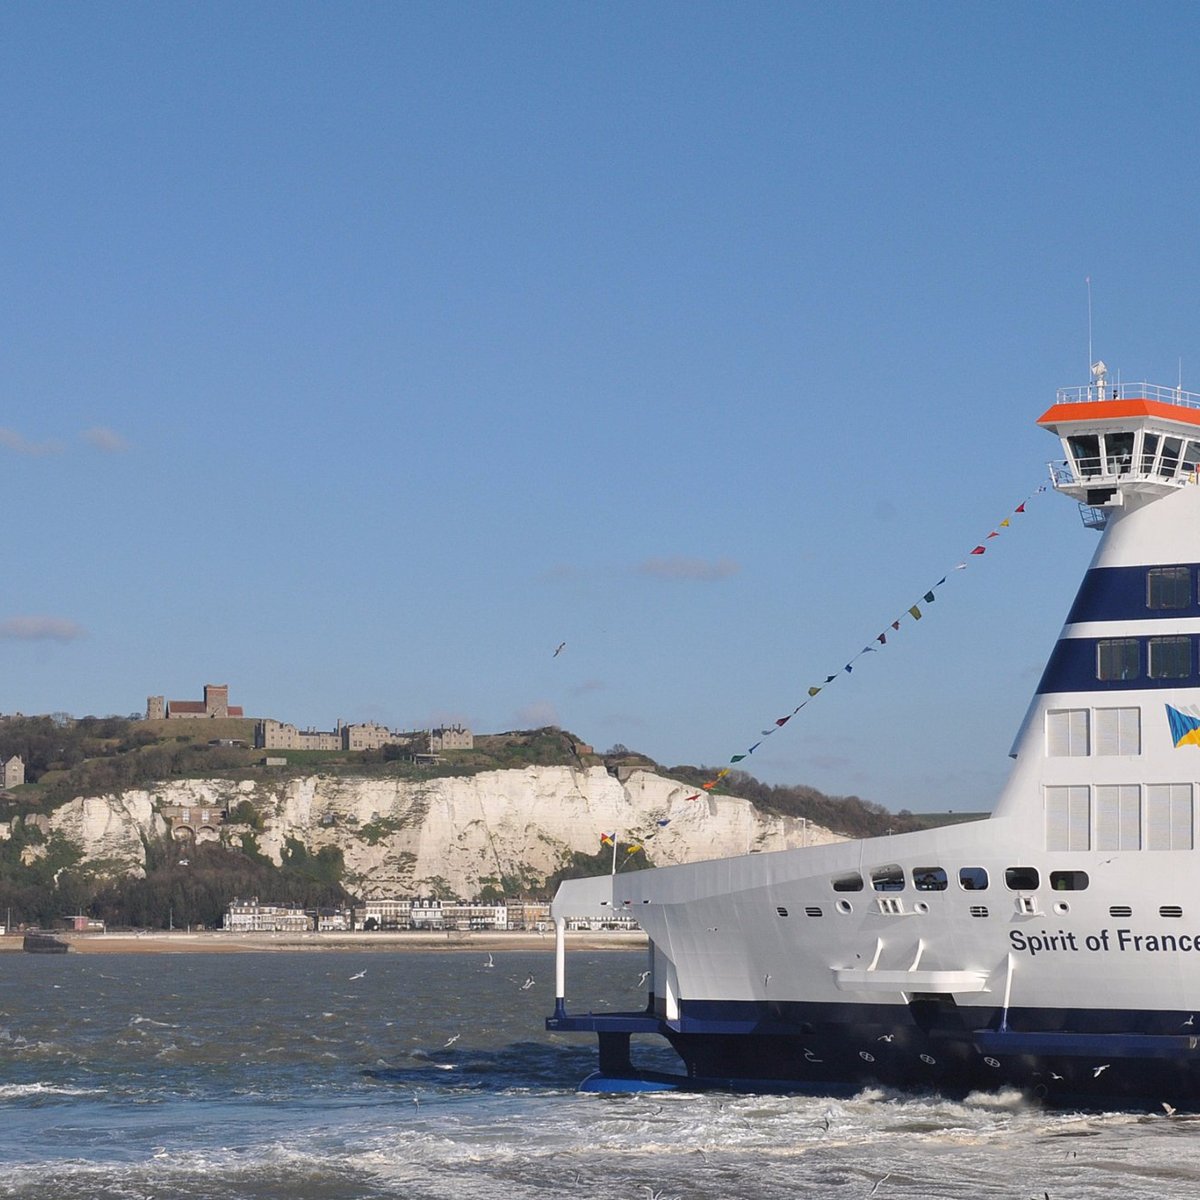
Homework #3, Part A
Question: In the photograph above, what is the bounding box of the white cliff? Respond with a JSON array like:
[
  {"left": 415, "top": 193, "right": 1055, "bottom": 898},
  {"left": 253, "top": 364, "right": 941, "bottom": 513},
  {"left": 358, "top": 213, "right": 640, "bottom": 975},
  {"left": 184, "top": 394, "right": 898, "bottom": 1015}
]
[{"left": 34, "top": 766, "right": 843, "bottom": 895}]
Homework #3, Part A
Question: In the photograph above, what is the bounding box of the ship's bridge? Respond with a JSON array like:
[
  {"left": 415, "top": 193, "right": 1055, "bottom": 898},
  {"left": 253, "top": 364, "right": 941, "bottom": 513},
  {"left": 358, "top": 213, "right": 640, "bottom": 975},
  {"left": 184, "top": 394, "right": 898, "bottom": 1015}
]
[{"left": 1040, "top": 367, "right": 1200, "bottom": 513}]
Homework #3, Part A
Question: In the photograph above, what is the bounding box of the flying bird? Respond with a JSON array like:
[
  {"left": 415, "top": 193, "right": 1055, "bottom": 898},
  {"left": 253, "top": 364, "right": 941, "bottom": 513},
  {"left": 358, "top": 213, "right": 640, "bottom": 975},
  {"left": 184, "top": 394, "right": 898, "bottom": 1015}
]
[
  {"left": 444, "top": 1034, "right": 460, "bottom": 1047},
  {"left": 637, "top": 971, "right": 650, "bottom": 986},
  {"left": 1093, "top": 1064, "right": 1110, "bottom": 1077},
  {"left": 485, "top": 953, "right": 495, "bottom": 968},
  {"left": 348, "top": 970, "right": 366, "bottom": 981},
  {"left": 521, "top": 974, "right": 535, "bottom": 990},
  {"left": 1163, "top": 1101, "right": 1178, "bottom": 1116},
  {"left": 553, "top": 642, "right": 566, "bottom": 657}
]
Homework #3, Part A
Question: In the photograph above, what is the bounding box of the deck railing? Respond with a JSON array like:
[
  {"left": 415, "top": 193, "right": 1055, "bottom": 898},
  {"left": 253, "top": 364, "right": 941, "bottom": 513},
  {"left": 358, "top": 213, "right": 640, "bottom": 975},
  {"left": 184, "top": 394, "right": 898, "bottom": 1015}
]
[{"left": 1055, "top": 382, "right": 1200, "bottom": 410}]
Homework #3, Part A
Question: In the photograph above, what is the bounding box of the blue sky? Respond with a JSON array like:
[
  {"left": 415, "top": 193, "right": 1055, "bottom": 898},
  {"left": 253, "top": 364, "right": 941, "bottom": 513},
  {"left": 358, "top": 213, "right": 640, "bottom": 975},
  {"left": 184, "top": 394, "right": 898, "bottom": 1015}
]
[{"left": 2, "top": 2, "right": 1198, "bottom": 812}]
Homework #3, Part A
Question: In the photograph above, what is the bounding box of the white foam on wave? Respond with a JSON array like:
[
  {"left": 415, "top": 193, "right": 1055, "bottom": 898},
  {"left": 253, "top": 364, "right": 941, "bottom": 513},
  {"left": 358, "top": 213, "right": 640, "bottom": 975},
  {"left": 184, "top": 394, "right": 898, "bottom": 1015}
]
[{"left": 0, "top": 1082, "right": 107, "bottom": 1101}]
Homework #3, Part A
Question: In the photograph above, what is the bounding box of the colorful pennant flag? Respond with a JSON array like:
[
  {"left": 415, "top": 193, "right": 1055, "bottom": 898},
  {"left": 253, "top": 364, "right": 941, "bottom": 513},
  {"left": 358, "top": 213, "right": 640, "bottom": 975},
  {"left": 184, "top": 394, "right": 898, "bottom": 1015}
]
[{"left": 686, "top": 481, "right": 1044, "bottom": 796}]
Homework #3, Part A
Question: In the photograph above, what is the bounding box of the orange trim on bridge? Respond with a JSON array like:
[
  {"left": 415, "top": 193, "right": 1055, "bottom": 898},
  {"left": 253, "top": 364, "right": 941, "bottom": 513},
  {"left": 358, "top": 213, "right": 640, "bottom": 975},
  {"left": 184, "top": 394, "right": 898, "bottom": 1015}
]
[{"left": 1038, "top": 399, "right": 1200, "bottom": 428}]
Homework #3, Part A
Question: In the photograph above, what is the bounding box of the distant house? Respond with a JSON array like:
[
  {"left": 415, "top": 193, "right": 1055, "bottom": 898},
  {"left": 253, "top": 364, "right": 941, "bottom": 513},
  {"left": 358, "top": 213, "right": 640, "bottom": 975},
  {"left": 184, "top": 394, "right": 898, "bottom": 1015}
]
[
  {"left": 160, "top": 801, "right": 225, "bottom": 843},
  {"left": 430, "top": 724, "right": 473, "bottom": 751},
  {"left": 224, "top": 897, "right": 310, "bottom": 932},
  {"left": 256, "top": 718, "right": 413, "bottom": 752},
  {"left": 147, "top": 684, "right": 244, "bottom": 721},
  {"left": 0, "top": 756, "right": 25, "bottom": 789}
]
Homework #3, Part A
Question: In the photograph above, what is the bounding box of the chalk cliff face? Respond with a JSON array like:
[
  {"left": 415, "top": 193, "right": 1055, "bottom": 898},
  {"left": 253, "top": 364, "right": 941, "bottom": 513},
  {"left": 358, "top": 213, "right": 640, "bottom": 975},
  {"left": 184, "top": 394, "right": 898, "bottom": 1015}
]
[{"left": 34, "top": 767, "right": 841, "bottom": 896}]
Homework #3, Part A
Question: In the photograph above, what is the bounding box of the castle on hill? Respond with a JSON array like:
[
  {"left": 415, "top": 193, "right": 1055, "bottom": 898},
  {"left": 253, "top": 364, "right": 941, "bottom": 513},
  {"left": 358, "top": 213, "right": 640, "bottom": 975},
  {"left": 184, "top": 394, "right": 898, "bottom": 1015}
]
[{"left": 145, "top": 682, "right": 472, "bottom": 753}]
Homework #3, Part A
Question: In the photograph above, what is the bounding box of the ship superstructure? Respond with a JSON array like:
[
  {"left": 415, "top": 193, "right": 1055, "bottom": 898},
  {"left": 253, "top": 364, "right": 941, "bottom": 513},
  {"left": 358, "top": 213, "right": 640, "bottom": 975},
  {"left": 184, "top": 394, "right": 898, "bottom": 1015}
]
[{"left": 547, "top": 368, "right": 1200, "bottom": 1108}]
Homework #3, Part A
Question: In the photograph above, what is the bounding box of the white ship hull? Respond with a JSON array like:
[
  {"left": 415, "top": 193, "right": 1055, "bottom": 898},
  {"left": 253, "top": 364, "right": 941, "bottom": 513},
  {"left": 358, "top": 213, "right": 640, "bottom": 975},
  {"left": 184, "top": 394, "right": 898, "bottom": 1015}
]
[{"left": 548, "top": 376, "right": 1200, "bottom": 1108}]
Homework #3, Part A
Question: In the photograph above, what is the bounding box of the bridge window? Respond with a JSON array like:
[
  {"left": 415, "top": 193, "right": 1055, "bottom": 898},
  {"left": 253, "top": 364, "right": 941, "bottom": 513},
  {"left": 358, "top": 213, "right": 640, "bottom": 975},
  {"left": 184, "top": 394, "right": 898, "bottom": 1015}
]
[
  {"left": 1141, "top": 433, "right": 1160, "bottom": 473},
  {"left": 1097, "top": 638, "right": 1139, "bottom": 681},
  {"left": 831, "top": 872, "right": 863, "bottom": 892},
  {"left": 1104, "top": 431, "right": 1134, "bottom": 474},
  {"left": 1068, "top": 434, "right": 1101, "bottom": 477},
  {"left": 1150, "top": 636, "right": 1191, "bottom": 679},
  {"left": 1160, "top": 436, "right": 1184, "bottom": 478},
  {"left": 1148, "top": 567, "right": 1191, "bottom": 610}
]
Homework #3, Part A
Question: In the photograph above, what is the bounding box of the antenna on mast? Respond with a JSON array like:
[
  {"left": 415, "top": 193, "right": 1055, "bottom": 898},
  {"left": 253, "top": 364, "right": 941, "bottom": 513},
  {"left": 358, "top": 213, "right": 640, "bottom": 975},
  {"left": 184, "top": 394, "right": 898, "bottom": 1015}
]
[{"left": 1086, "top": 275, "right": 1093, "bottom": 374}]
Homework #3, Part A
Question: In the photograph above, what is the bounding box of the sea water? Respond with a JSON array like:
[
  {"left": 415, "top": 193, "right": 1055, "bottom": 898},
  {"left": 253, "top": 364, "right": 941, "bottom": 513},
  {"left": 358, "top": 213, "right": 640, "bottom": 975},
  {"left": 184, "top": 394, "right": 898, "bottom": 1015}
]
[{"left": 0, "top": 947, "right": 1197, "bottom": 1199}]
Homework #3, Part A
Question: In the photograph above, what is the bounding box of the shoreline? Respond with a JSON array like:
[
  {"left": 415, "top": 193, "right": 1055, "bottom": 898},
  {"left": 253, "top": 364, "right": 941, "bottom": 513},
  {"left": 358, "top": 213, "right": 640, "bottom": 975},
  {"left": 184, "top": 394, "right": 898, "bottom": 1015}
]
[{"left": 0, "top": 929, "right": 647, "bottom": 955}]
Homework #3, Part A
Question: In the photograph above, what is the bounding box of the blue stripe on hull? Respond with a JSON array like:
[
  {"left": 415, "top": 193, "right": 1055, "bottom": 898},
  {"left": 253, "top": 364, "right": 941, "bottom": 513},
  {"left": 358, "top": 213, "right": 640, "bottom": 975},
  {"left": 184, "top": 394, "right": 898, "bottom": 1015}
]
[
  {"left": 552, "top": 999, "right": 1200, "bottom": 1109},
  {"left": 1063, "top": 565, "right": 1200, "bottom": 625},
  {"left": 1036, "top": 633, "right": 1200, "bottom": 694}
]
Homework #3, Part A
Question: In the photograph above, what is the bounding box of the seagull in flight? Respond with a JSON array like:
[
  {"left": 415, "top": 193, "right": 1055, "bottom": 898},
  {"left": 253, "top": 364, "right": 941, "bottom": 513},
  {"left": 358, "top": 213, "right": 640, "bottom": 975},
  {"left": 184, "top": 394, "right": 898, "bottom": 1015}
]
[
  {"left": 521, "top": 974, "right": 535, "bottom": 990},
  {"left": 485, "top": 953, "right": 495, "bottom": 968},
  {"left": 637, "top": 971, "right": 650, "bottom": 986},
  {"left": 553, "top": 642, "right": 566, "bottom": 657},
  {"left": 348, "top": 969, "right": 366, "bottom": 981},
  {"left": 1093, "top": 1063, "right": 1110, "bottom": 1077},
  {"left": 444, "top": 1034, "right": 460, "bottom": 1047}
]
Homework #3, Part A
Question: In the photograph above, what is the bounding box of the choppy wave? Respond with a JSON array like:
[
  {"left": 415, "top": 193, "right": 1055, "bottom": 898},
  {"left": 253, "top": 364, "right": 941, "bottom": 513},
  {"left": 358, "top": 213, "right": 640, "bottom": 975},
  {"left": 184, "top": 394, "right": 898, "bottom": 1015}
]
[{"left": 1, "top": 950, "right": 1197, "bottom": 1198}]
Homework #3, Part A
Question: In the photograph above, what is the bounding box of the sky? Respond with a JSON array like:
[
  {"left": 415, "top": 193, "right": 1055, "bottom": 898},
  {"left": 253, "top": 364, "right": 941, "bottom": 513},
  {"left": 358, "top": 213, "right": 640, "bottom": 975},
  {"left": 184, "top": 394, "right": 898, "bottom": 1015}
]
[{"left": 3, "top": 1, "right": 1200, "bottom": 813}]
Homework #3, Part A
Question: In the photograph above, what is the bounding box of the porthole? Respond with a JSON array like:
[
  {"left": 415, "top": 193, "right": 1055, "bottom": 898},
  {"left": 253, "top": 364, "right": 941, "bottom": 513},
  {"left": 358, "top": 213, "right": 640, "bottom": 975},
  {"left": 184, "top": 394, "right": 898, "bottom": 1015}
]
[
  {"left": 836, "top": 898, "right": 853, "bottom": 914},
  {"left": 1053, "top": 901, "right": 1070, "bottom": 916},
  {"left": 1005, "top": 866, "right": 1040, "bottom": 891},
  {"left": 1050, "top": 870, "right": 1089, "bottom": 892},
  {"left": 914, "top": 901, "right": 930, "bottom": 915}
]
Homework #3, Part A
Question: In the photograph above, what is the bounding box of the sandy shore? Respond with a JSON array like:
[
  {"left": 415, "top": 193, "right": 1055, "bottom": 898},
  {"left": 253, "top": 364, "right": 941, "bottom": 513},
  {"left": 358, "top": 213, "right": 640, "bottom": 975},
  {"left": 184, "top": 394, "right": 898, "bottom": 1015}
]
[{"left": 0, "top": 929, "right": 647, "bottom": 954}]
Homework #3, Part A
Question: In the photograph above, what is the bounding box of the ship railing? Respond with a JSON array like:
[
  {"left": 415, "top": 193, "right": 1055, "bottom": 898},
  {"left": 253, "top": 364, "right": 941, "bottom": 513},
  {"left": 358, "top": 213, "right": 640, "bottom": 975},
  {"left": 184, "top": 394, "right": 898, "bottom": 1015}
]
[
  {"left": 1056, "top": 382, "right": 1200, "bottom": 410},
  {"left": 1048, "top": 458, "right": 1198, "bottom": 487}
]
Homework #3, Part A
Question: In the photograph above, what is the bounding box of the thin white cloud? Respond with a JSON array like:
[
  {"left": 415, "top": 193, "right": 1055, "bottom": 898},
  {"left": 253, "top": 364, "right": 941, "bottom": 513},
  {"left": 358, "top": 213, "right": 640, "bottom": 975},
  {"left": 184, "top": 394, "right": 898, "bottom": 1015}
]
[
  {"left": 571, "top": 679, "right": 606, "bottom": 697},
  {"left": 0, "top": 616, "right": 86, "bottom": 642},
  {"left": 636, "top": 556, "right": 741, "bottom": 582},
  {"left": 0, "top": 428, "right": 64, "bottom": 457},
  {"left": 82, "top": 426, "right": 129, "bottom": 453}
]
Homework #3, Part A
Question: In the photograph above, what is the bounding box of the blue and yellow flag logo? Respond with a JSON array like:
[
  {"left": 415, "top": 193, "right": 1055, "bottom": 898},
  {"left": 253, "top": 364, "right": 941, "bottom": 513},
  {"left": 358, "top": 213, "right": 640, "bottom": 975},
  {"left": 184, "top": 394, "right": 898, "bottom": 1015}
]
[{"left": 1167, "top": 704, "right": 1200, "bottom": 748}]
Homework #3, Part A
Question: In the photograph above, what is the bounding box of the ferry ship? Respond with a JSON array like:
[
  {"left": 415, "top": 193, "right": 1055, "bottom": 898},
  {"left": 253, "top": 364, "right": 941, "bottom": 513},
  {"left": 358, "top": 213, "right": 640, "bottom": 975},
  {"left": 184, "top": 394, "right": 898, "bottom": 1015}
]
[{"left": 547, "top": 365, "right": 1200, "bottom": 1108}]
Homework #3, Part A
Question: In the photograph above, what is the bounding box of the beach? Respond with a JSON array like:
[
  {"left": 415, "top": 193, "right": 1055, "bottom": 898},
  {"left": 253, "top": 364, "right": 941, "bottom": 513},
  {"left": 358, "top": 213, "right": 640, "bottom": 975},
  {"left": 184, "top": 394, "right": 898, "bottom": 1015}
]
[{"left": 0, "top": 928, "right": 647, "bottom": 954}]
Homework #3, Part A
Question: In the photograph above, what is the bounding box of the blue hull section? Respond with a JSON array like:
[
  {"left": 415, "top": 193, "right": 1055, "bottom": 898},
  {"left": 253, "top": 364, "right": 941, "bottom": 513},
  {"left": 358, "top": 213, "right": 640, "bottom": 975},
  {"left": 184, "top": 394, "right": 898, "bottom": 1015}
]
[{"left": 550, "top": 998, "right": 1200, "bottom": 1109}]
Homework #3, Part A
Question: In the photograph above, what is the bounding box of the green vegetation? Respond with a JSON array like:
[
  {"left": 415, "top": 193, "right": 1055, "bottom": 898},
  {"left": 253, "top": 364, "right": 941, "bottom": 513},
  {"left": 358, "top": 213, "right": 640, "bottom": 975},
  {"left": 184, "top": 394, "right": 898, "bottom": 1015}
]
[
  {"left": 663, "top": 766, "right": 931, "bottom": 839},
  {"left": 0, "top": 713, "right": 963, "bottom": 927}
]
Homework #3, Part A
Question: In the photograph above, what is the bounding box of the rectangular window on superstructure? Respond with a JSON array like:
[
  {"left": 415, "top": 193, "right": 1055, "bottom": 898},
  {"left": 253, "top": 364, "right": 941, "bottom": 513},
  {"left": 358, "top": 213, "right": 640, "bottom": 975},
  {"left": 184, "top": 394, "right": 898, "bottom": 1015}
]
[
  {"left": 1104, "top": 431, "right": 1134, "bottom": 474},
  {"left": 1141, "top": 433, "right": 1160, "bottom": 474},
  {"left": 1045, "top": 785, "right": 1090, "bottom": 851},
  {"left": 1160, "top": 437, "right": 1184, "bottom": 477},
  {"left": 1094, "top": 784, "right": 1141, "bottom": 850},
  {"left": 1149, "top": 636, "right": 1191, "bottom": 679},
  {"left": 1046, "top": 708, "right": 1089, "bottom": 756},
  {"left": 1094, "top": 707, "right": 1141, "bottom": 756},
  {"left": 1146, "top": 783, "right": 1194, "bottom": 850},
  {"left": 1068, "top": 434, "right": 1101, "bottom": 477},
  {"left": 1097, "top": 639, "right": 1139, "bottom": 681},
  {"left": 1148, "top": 567, "right": 1192, "bottom": 610}
]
